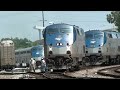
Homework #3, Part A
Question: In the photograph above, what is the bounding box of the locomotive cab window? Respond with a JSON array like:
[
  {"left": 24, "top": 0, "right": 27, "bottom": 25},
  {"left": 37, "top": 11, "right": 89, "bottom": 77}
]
[{"left": 80, "top": 28, "right": 84, "bottom": 35}]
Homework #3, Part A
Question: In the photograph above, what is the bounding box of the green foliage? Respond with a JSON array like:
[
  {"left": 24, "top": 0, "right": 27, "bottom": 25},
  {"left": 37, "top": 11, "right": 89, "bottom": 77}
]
[
  {"left": 1, "top": 38, "right": 11, "bottom": 41},
  {"left": 107, "top": 11, "right": 120, "bottom": 32},
  {"left": 13, "top": 37, "right": 33, "bottom": 49},
  {"left": 32, "top": 41, "right": 38, "bottom": 46}
]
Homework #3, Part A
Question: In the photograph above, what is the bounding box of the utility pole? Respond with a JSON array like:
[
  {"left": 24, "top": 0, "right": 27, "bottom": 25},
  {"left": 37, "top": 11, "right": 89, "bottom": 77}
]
[
  {"left": 40, "top": 11, "right": 47, "bottom": 27},
  {"left": 40, "top": 11, "right": 47, "bottom": 40},
  {"left": 33, "top": 11, "right": 46, "bottom": 45},
  {"left": 42, "top": 11, "right": 45, "bottom": 27}
]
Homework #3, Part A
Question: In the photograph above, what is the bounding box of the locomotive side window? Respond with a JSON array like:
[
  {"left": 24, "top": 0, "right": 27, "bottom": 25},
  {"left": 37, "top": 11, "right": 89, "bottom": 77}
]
[
  {"left": 112, "top": 33, "right": 117, "bottom": 38},
  {"left": 23, "top": 51, "right": 26, "bottom": 54},
  {"left": 27, "top": 51, "right": 30, "bottom": 53},
  {"left": 83, "top": 45, "right": 85, "bottom": 53},
  {"left": 76, "top": 29, "right": 80, "bottom": 35},
  {"left": 118, "top": 33, "right": 120, "bottom": 38},
  {"left": 108, "top": 34, "right": 112, "bottom": 38},
  {"left": 15, "top": 52, "right": 19, "bottom": 55},
  {"left": 116, "top": 34, "right": 118, "bottom": 38},
  {"left": 80, "top": 28, "right": 84, "bottom": 35},
  {"left": 118, "top": 46, "right": 120, "bottom": 52}
]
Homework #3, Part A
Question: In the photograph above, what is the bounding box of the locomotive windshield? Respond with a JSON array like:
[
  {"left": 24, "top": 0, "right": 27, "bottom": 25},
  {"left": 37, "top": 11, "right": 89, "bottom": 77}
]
[
  {"left": 94, "top": 33, "right": 104, "bottom": 38},
  {"left": 31, "top": 47, "right": 44, "bottom": 57},
  {"left": 45, "top": 24, "right": 74, "bottom": 47},
  {"left": 47, "top": 28, "right": 59, "bottom": 34},
  {"left": 60, "top": 28, "right": 73, "bottom": 33},
  {"left": 85, "top": 34, "right": 93, "bottom": 39},
  {"left": 47, "top": 28, "right": 73, "bottom": 34},
  {"left": 86, "top": 33, "right": 104, "bottom": 39},
  {"left": 32, "top": 48, "right": 42, "bottom": 51}
]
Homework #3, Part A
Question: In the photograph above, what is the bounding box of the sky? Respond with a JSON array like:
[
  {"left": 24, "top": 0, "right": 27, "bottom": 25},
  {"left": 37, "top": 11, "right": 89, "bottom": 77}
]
[{"left": 0, "top": 11, "right": 114, "bottom": 41}]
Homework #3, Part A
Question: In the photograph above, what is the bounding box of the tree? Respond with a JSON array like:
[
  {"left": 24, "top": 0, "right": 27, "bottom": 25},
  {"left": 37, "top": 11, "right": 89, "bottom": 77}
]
[
  {"left": 12, "top": 37, "right": 32, "bottom": 49},
  {"left": 107, "top": 11, "right": 120, "bottom": 32},
  {"left": 1, "top": 38, "right": 11, "bottom": 41}
]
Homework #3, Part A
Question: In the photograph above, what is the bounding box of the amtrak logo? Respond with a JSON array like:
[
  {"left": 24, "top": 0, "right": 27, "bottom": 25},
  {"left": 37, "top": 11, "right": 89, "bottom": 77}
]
[
  {"left": 36, "top": 52, "right": 39, "bottom": 54},
  {"left": 55, "top": 35, "right": 62, "bottom": 41},
  {"left": 55, "top": 38, "right": 62, "bottom": 41},
  {"left": 90, "top": 41, "right": 96, "bottom": 43}
]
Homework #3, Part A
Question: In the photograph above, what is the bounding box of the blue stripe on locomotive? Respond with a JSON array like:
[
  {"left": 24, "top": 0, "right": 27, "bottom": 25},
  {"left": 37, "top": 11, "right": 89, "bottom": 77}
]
[
  {"left": 85, "top": 30, "right": 107, "bottom": 48},
  {"left": 45, "top": 24, "right": 76, "bottom": 48},
  {"left": 31, "top": 45, "right": 44, "bottom": 57}
]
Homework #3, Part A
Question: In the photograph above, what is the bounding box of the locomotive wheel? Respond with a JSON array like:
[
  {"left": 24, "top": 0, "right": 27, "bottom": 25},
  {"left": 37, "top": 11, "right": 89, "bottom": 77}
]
[
  {"left": 117, "top": 56, "right": 120, "bottom": 64},
  {"left": 82, "top": 57, "right": 90, "bottom": 66},
  {"left": 74, "top": 65, "right": 80, "bottom": 71},
  {"left": 90, "top": 56, "right": 97, "bottom": 66},
  {"left": 113, "top": 58, "right": 117, "bottom": 65},
  {"left": 103, "top": 56, "right": 109, "bottom": 65},
  {"left": 69, "top": 65, "right": 78, "bottom": 72}
]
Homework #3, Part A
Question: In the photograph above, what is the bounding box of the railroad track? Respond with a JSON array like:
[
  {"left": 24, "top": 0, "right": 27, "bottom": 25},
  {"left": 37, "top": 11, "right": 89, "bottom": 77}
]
[
  {"left": 26, "top": 72, "right": 47, "bottom": 79},
  {"left": 42, "top": 71, "right": 76, "bottom": 79},
  {"left": 0, "top": 69, "right": 27, "bottom": 75},
  {"left": 97, "top": 65, "right": 120, "bottom": 78},
  {"left": 0, "top": 68, "right": 75, "bottom": 79},
  {"left": 20, "top": 70, "right": 76, "bottom": 79},
  {"left": 1, "top": 65, "right": 120, "bottom": 79},
  {"left": 25, "top": 67, "right": 94, "bottom": 79}
]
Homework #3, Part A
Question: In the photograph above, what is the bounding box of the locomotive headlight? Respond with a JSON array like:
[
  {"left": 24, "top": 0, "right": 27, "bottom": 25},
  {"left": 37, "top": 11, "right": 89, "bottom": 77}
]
[
  {"left": 67, "top": 46, "right": 70, "bottom": 51},
  {"left": 49, "top": 47, "right": 52, "bottom": 51},
  {"left": 60, "top": 43, "right": 63, "bottom": 46},
  {"left": 56, "top": 43, "right": 63, "bottom": 46},
  {"left": 56, "top": 43, "right": 59, "bottom": 46},
  {"left": 36, "top": 52, "right": 39, "bottom": 54},
  {"left": 100, "top": 42, "right": 103, "bottom": 46},
  {"left": 101, "top": 44, "right": 103, "bottom": 46}
]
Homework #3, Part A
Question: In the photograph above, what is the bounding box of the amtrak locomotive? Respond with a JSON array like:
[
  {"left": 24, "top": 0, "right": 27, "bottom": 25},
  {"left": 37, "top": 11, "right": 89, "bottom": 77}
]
[
  {"left": 31, "top": 45, "right": 44, "bottom": 67},
  {"left": 43, "top": 23, "right": 85, "bottom": 70},
  {"left": 84, "top": 29, "right": 120, "bottom": 66},
  {"left": 15, "top": 45, "right": 44, "bottom": 67}
]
